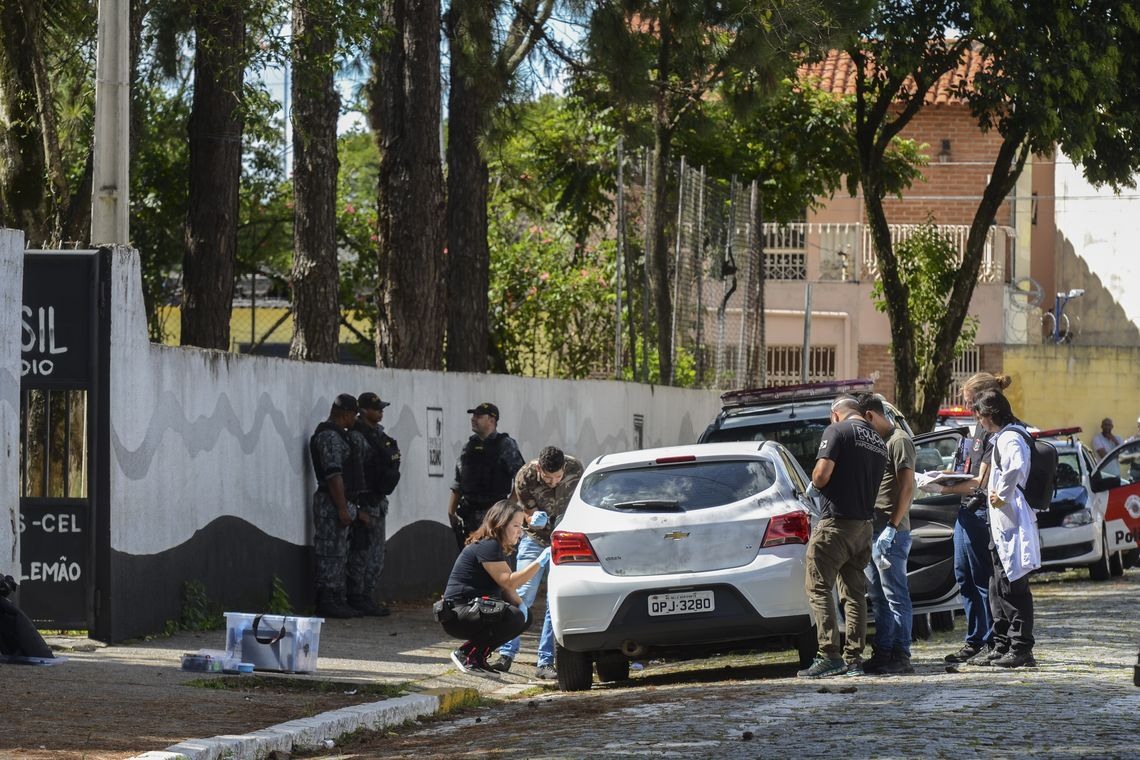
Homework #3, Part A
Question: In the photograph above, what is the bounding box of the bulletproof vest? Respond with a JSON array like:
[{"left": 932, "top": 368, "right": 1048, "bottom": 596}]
[
  {"left": 458, "top": 432, "right": 511, "bottom": 507},
  {"left": 354, "top": 420, "right": 401, "bottom": 496},
  {"left": 310, "top": 420, "right": 364, "bottom": 495}
]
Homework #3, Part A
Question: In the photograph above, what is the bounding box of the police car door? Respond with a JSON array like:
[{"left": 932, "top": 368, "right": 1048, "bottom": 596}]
[
  {"left": 908, "top": 428, "right": 966, "bottom": 611},
  {"left": 1090, "top": 439, "right": 1140, "bottom": 558}
]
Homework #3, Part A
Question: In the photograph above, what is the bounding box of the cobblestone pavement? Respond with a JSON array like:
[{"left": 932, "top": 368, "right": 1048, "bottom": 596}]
[{"left": 304, "top": 568, "right": 1140, "bottom": 759}]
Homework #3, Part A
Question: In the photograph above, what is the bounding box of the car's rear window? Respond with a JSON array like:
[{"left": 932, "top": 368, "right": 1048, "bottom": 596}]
[
  {"left": 702, "top": 420, "right": 827, "bottom": 475},
  {"left": 579, "top": 460, "right": 779, "bottom": 511}
]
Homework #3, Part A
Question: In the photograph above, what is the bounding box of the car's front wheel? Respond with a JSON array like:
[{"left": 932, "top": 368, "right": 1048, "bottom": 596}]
[
  {"left": 1109, "top": 549, "right": 1124, "bottom": 577},
  {"left": 556, "top": 644, "right": 593, "bottom": 692},
  {"left": 931, "top": 611, "right": 956, "bottom": 632},
  {"left": 595, "top": 652, "right": 630, "bottom": 683},
  {"left": 1089, "top": 526, "right": 1112, "bottom": 581}
]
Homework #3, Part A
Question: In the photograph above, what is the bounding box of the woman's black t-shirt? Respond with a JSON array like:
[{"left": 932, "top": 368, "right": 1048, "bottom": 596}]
[{"left": 443, "top": 538, "right": 508, "bottom": 602}]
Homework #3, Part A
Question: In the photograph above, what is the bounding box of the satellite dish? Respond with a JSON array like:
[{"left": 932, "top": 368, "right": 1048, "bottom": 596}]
[{"left": 1010, "top": 277, "right": 1043, "bottom": 310}]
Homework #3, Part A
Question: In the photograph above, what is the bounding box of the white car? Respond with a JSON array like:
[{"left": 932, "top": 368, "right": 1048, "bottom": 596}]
[
  {"left": 547, "top": 441, "right": 817, "bottom": 692},
  {"left": 1035, "top": 428, "right": 1125, "bottom": 579}
]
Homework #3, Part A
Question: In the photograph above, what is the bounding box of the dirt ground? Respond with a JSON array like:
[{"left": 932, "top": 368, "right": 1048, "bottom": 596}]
[{"left": 6, "top": 667, "right": 398, "bottom": 760}]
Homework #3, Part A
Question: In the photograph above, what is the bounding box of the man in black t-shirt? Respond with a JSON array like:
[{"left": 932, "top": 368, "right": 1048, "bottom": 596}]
[{"left": 797, "top": 395, "right": 887, "bottom": 679}]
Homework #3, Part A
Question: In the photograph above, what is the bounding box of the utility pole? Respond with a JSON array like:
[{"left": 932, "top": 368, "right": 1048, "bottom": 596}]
[{"left": 90, "top": 0, "right": 130, "bottom": 245}]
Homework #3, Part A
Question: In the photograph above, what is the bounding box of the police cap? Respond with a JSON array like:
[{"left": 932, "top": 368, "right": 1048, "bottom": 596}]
[
  {"left": 466, "top": 402, "right": 499, "bottom": 420},
  {"left": 358, "top": 392, "right": 390, "bottom": 410}
]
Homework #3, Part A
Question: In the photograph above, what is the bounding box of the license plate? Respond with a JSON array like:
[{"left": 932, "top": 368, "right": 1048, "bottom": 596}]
[{"left": 647, "top": 590, "right": 715, "bottom": 617}]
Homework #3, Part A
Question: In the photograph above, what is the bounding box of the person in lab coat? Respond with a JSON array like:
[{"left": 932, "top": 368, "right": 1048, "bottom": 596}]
[{"left": 971, "top": 389, "right": 1041, "bottom": 669}]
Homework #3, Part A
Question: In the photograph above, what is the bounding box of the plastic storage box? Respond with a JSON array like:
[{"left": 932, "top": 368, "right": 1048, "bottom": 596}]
[{"left": 223, "top": 612, "right": 324, "bottom": 673}]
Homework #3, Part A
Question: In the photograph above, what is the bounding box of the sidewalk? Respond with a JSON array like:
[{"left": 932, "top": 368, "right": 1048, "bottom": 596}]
[{"left": 4, "top": 601, "right": 545, "bottom": 760}]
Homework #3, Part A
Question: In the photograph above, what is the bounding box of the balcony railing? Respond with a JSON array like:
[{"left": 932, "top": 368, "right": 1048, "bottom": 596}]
[{"left": 760, "top": 222, "right": 1014, "bottom": 283}]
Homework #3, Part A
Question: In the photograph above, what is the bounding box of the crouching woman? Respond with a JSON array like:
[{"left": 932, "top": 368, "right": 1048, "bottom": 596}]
[
  {"left": 972, "top": 389, "right": 1041, "bottom": 668},
  {"left": 436, "top": 500, "right": 551, "bottom": 674}
]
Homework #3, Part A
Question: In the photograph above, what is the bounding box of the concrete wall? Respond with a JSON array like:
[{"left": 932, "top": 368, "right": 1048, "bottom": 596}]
[
  {"left": 1003, "top": 345, "right": 1140, "bottom": 448},
  {"left": 0, "top": 230, "right": 23, "bottom": 580},
  {"left": 105, "top": 250, "right": 722, "bottom": 640}
]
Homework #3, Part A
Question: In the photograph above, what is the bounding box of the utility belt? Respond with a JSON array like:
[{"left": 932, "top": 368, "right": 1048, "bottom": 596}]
[{"left": 457, "top": 497, "right": 494, "bottom": 518}]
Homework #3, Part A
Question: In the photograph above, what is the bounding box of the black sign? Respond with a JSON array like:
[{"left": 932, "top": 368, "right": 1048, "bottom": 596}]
[
  {"left": 18, "top": 502, "right": 88, "bottom": 627},
  {"left": 22, "top": 253, "right": 98, "bottom": 385}
]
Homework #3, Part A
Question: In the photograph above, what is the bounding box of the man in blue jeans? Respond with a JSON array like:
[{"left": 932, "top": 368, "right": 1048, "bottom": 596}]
[
  {"left": 491, "top": 446, "right": 583, "bottom": 679},
  {"left": 859, "top": 394, "right": 917, "bottom": 675}
]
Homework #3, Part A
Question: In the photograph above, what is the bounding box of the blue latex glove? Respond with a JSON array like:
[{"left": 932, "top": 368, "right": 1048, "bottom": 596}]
[
  {"left": 529, "top": 511, "right": 549, "bottom": 529},
  {"left": 517, "top": 600, "right": 529, "bottom": 619},
  {"left": 805, "top": 483, "right": 822, "bottom": 499},
  {"left": 874, "top": 525, "right": 897, "bottom": 558},
  {"left": 536, "top": 547, "right": 552, "bottom": 568}
]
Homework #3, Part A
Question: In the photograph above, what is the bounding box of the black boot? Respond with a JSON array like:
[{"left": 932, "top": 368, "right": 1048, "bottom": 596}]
[
  {"left": 347, "top": 594, "right": 390, "bottom": 617},
  {"left": 316, "top": 589, "right": 362, "bottom": 619}
]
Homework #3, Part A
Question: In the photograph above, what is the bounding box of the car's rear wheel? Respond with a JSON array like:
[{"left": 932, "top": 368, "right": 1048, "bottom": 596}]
[
  {"left": 556, "top": 644, "right": 593, "bottom": 692},
  {"left": 1109, "top": 550, "right": 1124, "bottom": 577},
  {"left": 795, "top": 626, "right": 819, "bottom": 668},
  {"left": 912, "top": 614, "right": 931, "bottom": 640},
  {"left": 595, "top": 652, "right": 630, "bottom": 683},
  {"left": 1089, "top": 527, "right": 1112, "bottom": 581},
  {"left": 930, "top": 611, "right": 956, "bottom": 632}
]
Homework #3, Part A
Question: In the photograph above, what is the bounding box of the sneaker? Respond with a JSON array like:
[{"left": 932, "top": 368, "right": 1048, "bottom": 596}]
[
  {"left": 843, "top": 657, "right": 864, "bottom": 676},
  {"left": 797, "top": 655, "right": 847, "bottom": 679},
  {"left": 535, "top": 664, "right": 558, "bottom": 680},
  {"left": 450, "top": 648, "right": 475, "bottom": 673},
  {"left": 490, "top": 654, "right": 513, "bottom": 673},
  {"left": 944, "top": 644, "right": 981, "bottom": 663},
  {"left": 992, "top": 650, "right": 1037, "bottom": 669},
  {"left": 968, "top": 648, "right": 1005, "bottom": 667},
  {"left": 862, "top": 649, "right": 892, "bottom": 675},
  {"left": 879, "top": 649, "right": 914, "bottom": 675}
]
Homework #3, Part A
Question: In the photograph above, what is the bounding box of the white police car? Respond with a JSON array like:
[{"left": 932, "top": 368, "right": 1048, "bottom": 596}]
[{"left": 1035, "top": 428, "right": 1137, "bottom": 579}]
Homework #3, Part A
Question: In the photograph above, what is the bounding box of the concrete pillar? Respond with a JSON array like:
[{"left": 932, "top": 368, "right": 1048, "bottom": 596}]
[{"left": 0, "top": 229, "right": 25, "bottom": 579}]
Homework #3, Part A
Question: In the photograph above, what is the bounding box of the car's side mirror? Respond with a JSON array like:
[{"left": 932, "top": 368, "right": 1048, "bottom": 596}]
[{"left": 1090, "top": 472, "right": 1120, "bottom": 493}]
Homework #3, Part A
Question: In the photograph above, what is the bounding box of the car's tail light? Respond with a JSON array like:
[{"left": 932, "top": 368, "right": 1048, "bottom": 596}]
[
  {"left": 762, "top": 511, "right": 811, "bottom": 547},
  {"left": 551, "top": 530, "right": 599, "bottom": 565}
]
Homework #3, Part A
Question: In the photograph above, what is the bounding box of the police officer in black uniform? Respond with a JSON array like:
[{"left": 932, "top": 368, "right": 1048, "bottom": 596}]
[
  {"left": 346, "top": 392, "right": 401, "bottom": 616},
  {"left": 446, "top": 402, "right": 525, "bottom": 548},
  {"left": 309, "top": 394, "right": 367, "bottom": 619}
]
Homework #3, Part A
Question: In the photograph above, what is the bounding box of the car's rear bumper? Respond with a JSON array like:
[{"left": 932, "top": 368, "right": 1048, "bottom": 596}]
[{"left": 559, "top": 583, "right": 811, "bottom": 652}]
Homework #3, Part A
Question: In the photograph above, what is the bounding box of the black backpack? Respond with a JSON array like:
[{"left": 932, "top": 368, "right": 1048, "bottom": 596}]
[{"left": 993, "top": 426, "right": 1057, "bottom": 511}]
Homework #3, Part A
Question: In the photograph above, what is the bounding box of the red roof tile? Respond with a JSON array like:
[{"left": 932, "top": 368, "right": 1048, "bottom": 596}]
[{"left": 800, "top": 46, "right": 988, "bottom": 104}]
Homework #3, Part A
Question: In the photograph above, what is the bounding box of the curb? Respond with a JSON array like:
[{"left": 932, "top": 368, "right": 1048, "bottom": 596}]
[{"left": 129, "top": 687, "right": 480, "bottom": 760}]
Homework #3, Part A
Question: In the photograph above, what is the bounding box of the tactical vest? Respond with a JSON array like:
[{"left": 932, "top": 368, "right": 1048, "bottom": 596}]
[
  {"left": 457, "top": 432, "right": 511, "bottom": 508},
  {"left": 310, "top": 420, "right": 365, "bottom": 495},
  {"left": 354, "top": 420, "right": 402, "bottom": 496}
]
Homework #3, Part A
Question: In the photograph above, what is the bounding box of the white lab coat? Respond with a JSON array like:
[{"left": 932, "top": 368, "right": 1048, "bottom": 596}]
[{"left": 987, "top": 425, "right": 1043, "bottom": 581}]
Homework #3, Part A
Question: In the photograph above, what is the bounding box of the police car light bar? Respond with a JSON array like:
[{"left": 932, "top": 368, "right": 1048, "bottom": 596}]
[
  {"left": 938, "top": 406, "right": 975, "bottom": 417},
  {"left": 1032, "top": 426, "right": 1082, "bottom": 439},
  {"left": 720, "top": 378, "right": 875, "bottom": 407}
]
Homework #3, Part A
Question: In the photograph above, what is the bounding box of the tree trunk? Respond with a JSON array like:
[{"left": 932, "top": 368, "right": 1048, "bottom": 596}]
[
  {"left": 288, "top": 0, "right": 341, "bottom": 363},
  {"left": 181, "top": 1, "right": 244, "bottom": 350},
  {"left": 0, "top": 0, "right": 51, "bottom": 245},
  {"left": 648, "top": 123, "right": 674, "bottom": 385},
  {"left": 367, "top": 0, "right": 445, "bottom": 369},
  {"left": 444, "top": 2, "right": 493, "bottom": 373}
]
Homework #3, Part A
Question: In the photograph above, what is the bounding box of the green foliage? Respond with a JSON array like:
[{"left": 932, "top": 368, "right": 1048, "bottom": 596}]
[
  {"left": 487, "top": 204, "right": 617, "bottom": 378},
  {"left": 266, "top": 575, "right": 293, "bottom": 615},
  {"left": 164, "top": 580, "right": 224, "bottom": 635},
  {"left": 871, "top": 218, "right": 978, "bottom": 379},
  {"left": 621, "top": 344, "right": 698, "bottom": 388}
]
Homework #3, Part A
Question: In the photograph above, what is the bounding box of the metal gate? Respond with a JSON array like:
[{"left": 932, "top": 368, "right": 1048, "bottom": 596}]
[{"left": 18, "top": 251, "right": 108, "bottom": 630}]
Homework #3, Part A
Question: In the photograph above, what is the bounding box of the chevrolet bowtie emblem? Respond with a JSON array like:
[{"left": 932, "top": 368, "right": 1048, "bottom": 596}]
[{"left": 663, "top": 531, "right": 690, "bottom": 541}]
